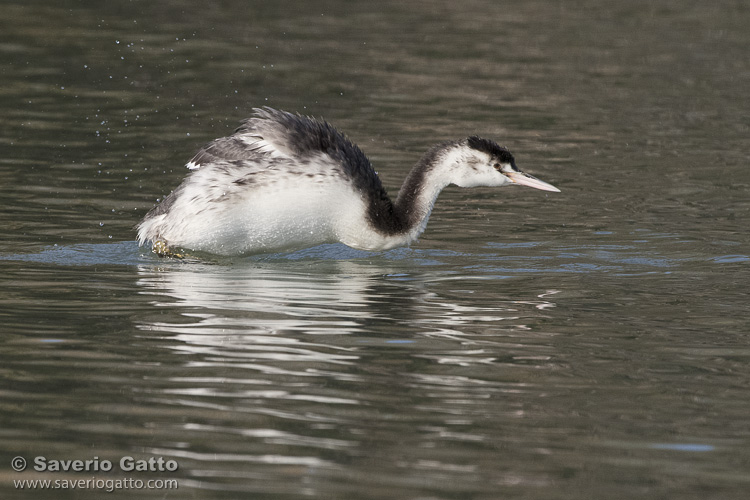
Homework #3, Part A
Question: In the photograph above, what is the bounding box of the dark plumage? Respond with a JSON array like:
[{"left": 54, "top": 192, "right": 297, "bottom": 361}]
[{"left": 467, "top": 136, "right": 517, "bottom": 169}]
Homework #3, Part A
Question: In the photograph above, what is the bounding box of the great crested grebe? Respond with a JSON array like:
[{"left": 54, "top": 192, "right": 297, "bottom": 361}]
[{"left": 137, "top": 107, "right": 559, "bottom": 256}]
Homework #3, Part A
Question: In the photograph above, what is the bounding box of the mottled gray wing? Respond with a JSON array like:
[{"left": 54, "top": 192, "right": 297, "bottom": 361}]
[{"left": 186, "top": 108, "right": 390, "bottom": 205}]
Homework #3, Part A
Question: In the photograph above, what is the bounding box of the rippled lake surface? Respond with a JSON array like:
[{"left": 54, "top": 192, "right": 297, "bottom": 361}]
[{"left": 2, "top": 1, "right": 749, "bottom": 498}]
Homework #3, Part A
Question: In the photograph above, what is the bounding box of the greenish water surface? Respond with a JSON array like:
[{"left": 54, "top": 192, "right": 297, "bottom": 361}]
[{"left": 1, "top": 1, "right": 749, "bottom": 499}]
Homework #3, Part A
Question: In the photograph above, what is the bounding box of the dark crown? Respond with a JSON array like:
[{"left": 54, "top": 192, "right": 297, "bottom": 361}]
[{"left": 467, "top": 136, "right": 515, "bottom": 165}]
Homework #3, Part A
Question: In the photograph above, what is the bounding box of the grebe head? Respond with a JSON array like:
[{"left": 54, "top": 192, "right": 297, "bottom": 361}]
[{"left": 446, "top": 136, "right": 560, "bottom": 192}]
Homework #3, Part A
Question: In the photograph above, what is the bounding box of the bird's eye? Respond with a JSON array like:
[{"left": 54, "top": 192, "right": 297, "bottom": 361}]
[{"left": 493, "top": 163, "right": 501, "bottom": 170}]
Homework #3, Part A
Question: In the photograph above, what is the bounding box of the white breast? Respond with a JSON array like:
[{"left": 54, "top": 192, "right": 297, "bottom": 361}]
[{"left": 152, "top": 172, "right": 407, "bottom": 255}]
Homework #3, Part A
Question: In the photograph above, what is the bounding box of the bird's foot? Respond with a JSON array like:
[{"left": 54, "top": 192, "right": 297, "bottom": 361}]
[{"left": 151, "top": 240, "right": 186, "bottom": 259}]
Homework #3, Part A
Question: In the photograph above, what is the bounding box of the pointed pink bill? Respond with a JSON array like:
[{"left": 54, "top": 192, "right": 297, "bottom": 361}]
[{"left": 504, "top": 171, "right": 561, "bottom": 192}]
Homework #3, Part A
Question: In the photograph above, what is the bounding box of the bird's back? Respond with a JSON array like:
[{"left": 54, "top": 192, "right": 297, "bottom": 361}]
[
  {"left": 138, "top": 108, "right": 397, "bottom": 254},
  {"left": 187, "top": 108, "right": 386, "bottom": 197}
]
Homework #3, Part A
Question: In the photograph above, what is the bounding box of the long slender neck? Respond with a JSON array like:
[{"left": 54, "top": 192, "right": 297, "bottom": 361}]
[{"left": 367, "top": 142, "right": 458, "bottom": 238}]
